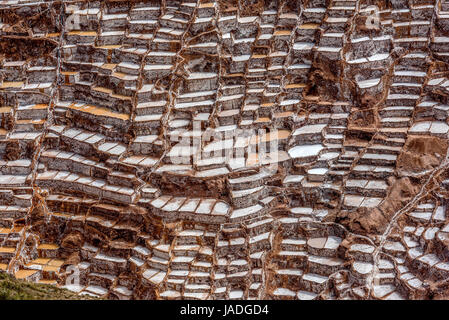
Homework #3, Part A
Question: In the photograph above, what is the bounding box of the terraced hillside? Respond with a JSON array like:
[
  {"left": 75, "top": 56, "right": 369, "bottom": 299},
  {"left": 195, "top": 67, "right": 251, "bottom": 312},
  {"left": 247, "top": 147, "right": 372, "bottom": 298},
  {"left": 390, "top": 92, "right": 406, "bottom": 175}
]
[{"left": 0, "top": 0, "right": 449, "bottom": 300}]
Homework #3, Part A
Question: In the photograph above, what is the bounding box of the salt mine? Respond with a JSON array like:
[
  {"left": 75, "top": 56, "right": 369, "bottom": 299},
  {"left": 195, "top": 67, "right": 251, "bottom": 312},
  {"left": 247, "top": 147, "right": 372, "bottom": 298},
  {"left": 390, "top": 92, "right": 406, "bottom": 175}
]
[{"left": 0, "top": 0, "right": 449, "bottom": 300}]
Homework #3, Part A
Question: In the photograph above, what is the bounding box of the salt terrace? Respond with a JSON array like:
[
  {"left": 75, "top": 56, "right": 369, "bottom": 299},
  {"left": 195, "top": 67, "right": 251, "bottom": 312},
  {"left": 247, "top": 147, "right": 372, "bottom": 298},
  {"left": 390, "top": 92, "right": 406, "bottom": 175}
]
[{"left": 0, "top": 0, "right": 448, "bottom": 300}]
